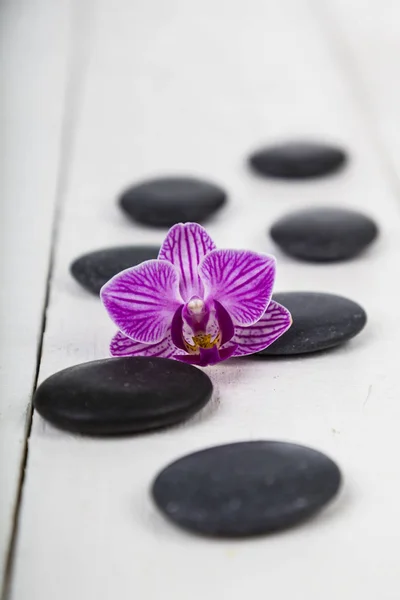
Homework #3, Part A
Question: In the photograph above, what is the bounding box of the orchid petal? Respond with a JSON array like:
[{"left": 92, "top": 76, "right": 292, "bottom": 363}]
[
  {"left": 101, "top": 260, "right": 183, "bottom": 344},
  {"left": 158, "top": 223, "right": 216, "bottom": 301},
  {"left": 232, "top": 300, "right": 292, "bottom": 357},
  {"left": 110, "top": 330, "right": 186, "bottom": 358},
  {"left": 214, "top": 300, "right": 235, "bottom": 345},
  {"left": 199, "top": 249, "right": 276, "bottom": 326},
  {"left": 174, "top": 345, "right": 237, "bottom": 366},
  {"left": 170, "top": 305, "right": 186, "bottom": 351},
  {"left": 218, "top": 344, "right": 238, "bottom": 362}
]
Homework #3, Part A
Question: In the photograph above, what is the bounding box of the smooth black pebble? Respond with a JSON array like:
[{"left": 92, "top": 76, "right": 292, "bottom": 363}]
[
  {"left": 70, "top": 246, "right": 160, "bottom": 295},
  {"left": 152, "top": 441, "right": 341, "bottom": 537},
  {"left": 34, "top": 357, "right": 213, "bottom": 435},
  {"left": 258, "top": 292, "right": 367, "bottom": 356},
  {"left": 249, "top": 141, "right": 347, "bottom": 179},
  {"left": 270, "top": 208, "right": 378, "bottom": 262},
  {"left": 119, "top": 177, "right": 227, "bottom": 227}
]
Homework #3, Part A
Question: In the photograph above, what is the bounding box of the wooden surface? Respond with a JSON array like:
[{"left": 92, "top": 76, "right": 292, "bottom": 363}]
[
  {"left": 0, "top": 0, "right": 73, "bottom": 588},
  {"left": 2, "top": 0, "right": 400, "bottom": 598}
]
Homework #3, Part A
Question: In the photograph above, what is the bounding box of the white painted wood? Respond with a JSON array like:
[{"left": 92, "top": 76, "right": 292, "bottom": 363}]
[
  {"left": 318, "top": 0, "right": 400, "bottom": 183},
  {"left": 0, "top": 0, "right": 72, "bottom": 590},
  {"left": 8, "top": 0, "right": 400, "bottom": 598}
]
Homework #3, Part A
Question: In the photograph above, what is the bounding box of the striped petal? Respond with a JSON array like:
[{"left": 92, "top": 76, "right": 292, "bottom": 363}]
[
  {"left": 199, "top": 249, "right": 276, "bottom": 326},
  {"left": 101, "top": 260, "right": 183, "bottom": 344},
  {"left": 110, "top": 330, "right": 185, "bottom": 359},
  {"left": 232, "top": 300, "right": 292, "bottom": 356},
  {"left": 158, "top": 223, "right": 216, "bottom": 301}
]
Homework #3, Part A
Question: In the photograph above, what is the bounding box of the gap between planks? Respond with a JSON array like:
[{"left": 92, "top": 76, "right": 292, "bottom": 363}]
[{"left": 0, "top": 1, "right": 94, "bottom": 598}]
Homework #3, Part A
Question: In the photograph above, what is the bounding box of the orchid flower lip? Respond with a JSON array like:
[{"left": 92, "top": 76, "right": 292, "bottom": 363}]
[{"left": 102, "top": 222, "right": 292, "bottom": 366}]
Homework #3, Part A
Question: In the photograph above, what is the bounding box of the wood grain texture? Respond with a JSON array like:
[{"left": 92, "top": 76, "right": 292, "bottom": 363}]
[
  {"left": 6, "top": 0, "right": 400, "bottom": 598},
  {"left": 0, "top": 0, "right": 72, "bottom": 590},
  {"left": 321, "top": 0, "right": 400, "bottom": 184}
]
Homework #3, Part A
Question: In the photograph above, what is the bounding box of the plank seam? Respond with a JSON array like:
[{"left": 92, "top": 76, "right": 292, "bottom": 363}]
[{"left": 0, "top": 1, "right": 93, "bottom": 597}]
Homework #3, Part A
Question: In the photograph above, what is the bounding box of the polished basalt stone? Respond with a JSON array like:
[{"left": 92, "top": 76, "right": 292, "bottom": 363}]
[
  {"left": 119, "top": 177, "right": 227, "bottom": 227},
  {"left": 248, "top": 141, "right": 347, "bottom": 179},
  {"left": 34, "top": 357, "right": 213, "bottom": 435},
  {"left": 258, "top": 292, "right": 367, "bottom": 355},
  {"left": 270, "top": 208, "right": 378, "bottom": 262},
  {"left": 70, "top": 246, "right": 160, "bottom": 294},
  {"left": 152, "top": 441, "right": 341, "bottom": 537}
]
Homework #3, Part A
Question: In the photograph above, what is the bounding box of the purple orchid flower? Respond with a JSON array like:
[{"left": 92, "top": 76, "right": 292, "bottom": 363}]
[{"left": 101, "top": 223, "right": 292, "bottom": 366}]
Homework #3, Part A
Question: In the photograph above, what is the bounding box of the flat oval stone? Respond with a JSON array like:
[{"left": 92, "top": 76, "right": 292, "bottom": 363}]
[
  {"left": 119, "top": 177, "right": 227, "bottom": 227},
  {"left": 258, "top": 292, "right": 367, "bottom": 355},
  {"left": 152, "top": 441, "right": 341, "bottom": 537},
  {"left": 34, "top": 357, "right": 213, "bottom": 435},
  {"left": 70, "top": 246, "right": 160, "bottom": 295},
  {"left": 270, "top": 208, "right": 378, "bottom": 262},
  {"left": 249, "top": 141, "right": 347, "bottom": 179}
]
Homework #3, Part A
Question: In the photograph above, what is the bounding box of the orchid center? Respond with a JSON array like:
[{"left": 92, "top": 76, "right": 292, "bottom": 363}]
[
  {"left": 185, "top": 330, "right": 222, "bottom": 354},
  {"left": 186, "top": 297, "right": 206, "bottom": 321},
  {"left": 182, "top": 297, "right": 222, "bottom": 354},
  {"left": 193, "top": 330, "right": 221, "bottom": 349}
]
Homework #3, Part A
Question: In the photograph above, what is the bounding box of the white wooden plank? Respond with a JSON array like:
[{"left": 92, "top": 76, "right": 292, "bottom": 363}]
[
  {"left": 8, "top": 0, "right": 400, "bottom": 598},
  {"left": 317, "top": 0, "right": 400, "bottom": 181},
  {"left": 0, "top": 0, "right": 72, "bottom": 590}
]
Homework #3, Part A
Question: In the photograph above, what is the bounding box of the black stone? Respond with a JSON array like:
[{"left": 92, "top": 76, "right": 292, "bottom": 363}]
[
  {"left": 152, "top": 441, "right": 341, "bottom": 537},
  {"left": 270, "top": 208, "right": 378, "bottom": 263},
  {"left": 34, "top": 357, "right": 213, "bottom": 435},
  {"left": 259, "top": 292, "right": 367, "bottom": 356},
  {"left": 119, "top": 177, "right": 227, "bottom": 227},
  {"left": 249, "top": 141, "right": 347, "bottom": 179},
  {"left": 70, "top": 246, "right": 160, "bottom": 295}
]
